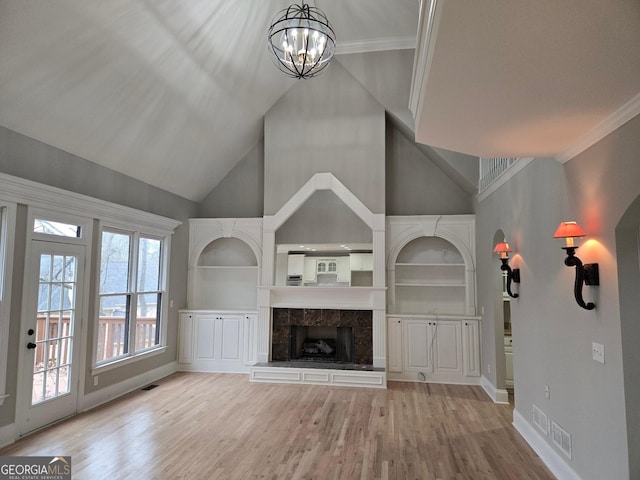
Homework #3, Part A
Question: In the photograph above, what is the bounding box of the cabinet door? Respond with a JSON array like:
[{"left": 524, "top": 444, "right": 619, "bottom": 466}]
[
  {"left": 178, "top": 312, "right": 194, "bottom": 364},
  {"left": 432, "top": 320, "right": 462, "bottom": 375},
  {"left": 462, "top": 320, "right": 480, "bottom": 376},
  {"left": 195, "top": 314, "right": 217, "bottom": 358},
  {"left": 219, "top": 314, "right": 243, "bottom": 361},
  {"left": 403, "top": 319, "right": 432, "bottom": 373},
  {"left": 361, "top": 253, "right": 373, "bottom": 271},
  {"left": 387, "top": 317, "right": 403, "bottom": 373},
  {"left": 287, "top": 254, "right": 305, "bottom": 276},
  {"left": 303, "top": 258, "right": 317, "bottom": 282},
  {"left": 337, "top": 256, "right": 351, "bottom": 283},
  {"left": 243, "top": 314, "right": 257, "bottom": 365}
]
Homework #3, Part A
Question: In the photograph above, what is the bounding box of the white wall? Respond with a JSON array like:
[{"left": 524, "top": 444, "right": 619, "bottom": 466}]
[{"left": 476, "top": 114, "right": 640, "bottom": 479}]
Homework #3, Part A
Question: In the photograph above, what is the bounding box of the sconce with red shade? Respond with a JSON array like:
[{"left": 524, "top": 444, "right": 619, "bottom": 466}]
[
  {"left": 493, "top": 241, "right": 520, "bottom": 298},
  {"left": 553, "top": 221, "right": 599, "bottom": 310}
]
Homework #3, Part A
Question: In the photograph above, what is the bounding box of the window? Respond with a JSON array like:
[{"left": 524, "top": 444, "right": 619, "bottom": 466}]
[
  {"left": 328, "top": 262, "right": 337, "bottom": 272},
  {"left": 97, "top": 229, "right": 164, "bottom": 364},
  {"left": 33, "top": 218, "right": 82, "bottom": 238}
]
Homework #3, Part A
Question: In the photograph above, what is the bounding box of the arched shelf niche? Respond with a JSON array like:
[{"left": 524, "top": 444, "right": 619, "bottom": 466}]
[
  {"left": 188, "top": 218, "right": 263, "bottom": 310},
  {"left": 386, "top": 215, "right": 476, "bottom": 316}
]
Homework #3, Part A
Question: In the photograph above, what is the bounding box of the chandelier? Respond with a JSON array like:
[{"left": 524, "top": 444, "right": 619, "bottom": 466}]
[{"left": 267, "top": 3, "right": 336, "bottom": 79}]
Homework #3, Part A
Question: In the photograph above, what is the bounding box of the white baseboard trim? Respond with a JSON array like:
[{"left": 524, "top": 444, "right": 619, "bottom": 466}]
[
  {"left": 78, "top": 361, "right": 177, "bottom": 413},
  {"left": 480, "top": 375, "right": 509, "bottom": 404},
  {"left": 513, "top": 409, "right": 582, "bottom": 480},
  {"left": 0, "top": 422, "right": 17, "bottom": 449}
]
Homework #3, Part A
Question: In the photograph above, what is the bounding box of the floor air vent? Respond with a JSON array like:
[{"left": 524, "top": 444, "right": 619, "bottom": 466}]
[{"left": 141, "top": 384, "right": 159, "bottom": 391}]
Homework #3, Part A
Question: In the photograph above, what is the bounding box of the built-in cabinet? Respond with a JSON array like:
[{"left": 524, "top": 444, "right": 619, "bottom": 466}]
[
  {"left": 386, "top": 216, "right": 479, "bottom": 383},
  {"left": 178, "top": 310, "right": 257, "bottom": 373},
  {"left": 387, "top": 315, "right": 480, "bottom": 382},
  {"left": 181, "top": 215, "right": 480, "bottom": 384}
]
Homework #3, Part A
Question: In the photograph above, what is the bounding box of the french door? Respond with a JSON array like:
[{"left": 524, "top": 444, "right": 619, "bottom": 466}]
[{"left": 19, "top": 241, "right": 85, "bottom": 435}]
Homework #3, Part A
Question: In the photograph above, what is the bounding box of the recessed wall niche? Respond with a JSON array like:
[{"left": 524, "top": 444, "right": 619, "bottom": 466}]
[{"left": 192, "top": 237, "right": 259, "bottom": 310}]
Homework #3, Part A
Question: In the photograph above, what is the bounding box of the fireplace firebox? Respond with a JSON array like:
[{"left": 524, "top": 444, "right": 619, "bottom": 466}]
[{"left": 289, "top": 326, "right": 354, "bottom": 363}]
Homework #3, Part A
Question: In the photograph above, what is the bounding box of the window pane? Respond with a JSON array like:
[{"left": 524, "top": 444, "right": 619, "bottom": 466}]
[
  {"left": 100, "top": 231, "right": 130, "bottom": 294},
  {"left": 97, "top": 295, "right": 129, "bottom": 363},
  {"left": 33, "top": 219, "right": 81, "bottom": 238},
  {"left": 135, "top": 293, "right": 160, "bottom": 352},
  {"left": 137, "top": 237, "right": 161, "bottom": 291}
]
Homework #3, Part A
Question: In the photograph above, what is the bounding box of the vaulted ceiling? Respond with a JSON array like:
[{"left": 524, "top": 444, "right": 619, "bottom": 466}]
[
  {"left": 3, "top": 1, "right": 639, "bottom": 203},
  {"left": 0, "top": 0, "right": 419, "bottom": 201}
]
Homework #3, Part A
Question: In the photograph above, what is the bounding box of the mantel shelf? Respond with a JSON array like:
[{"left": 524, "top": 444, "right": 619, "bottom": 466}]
[{"left": 395, "top": 262, "right": 465, "bottom": 267}]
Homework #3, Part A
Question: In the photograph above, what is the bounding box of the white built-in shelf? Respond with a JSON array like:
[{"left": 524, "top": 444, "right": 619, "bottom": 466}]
[{"left": 387, "top": 218, "right": 475, "bottom": 316}]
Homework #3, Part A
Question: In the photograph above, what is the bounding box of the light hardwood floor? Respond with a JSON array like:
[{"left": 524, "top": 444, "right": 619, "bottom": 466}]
[{"left": 1, "top": 373, "right": 554, "bottom": 479}]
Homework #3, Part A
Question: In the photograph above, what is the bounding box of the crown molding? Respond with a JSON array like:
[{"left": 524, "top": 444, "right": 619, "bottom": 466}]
[
  {"left": 0, "top": 172, "right": 181, "bottom": 234},
  {"left": 335, "top": 36, "right": 416, "bottom": 56},
  {"left": 556, "top": 92, "right": 640, "bottom": 163}
]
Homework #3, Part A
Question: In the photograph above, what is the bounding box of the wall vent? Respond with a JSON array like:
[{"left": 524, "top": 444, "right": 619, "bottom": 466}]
[
  {"left": 532, "top": 404, "right": 548, "bottom": 436},
  {"left": 551, "top": 421, "right": 572, "bottom": 459}
]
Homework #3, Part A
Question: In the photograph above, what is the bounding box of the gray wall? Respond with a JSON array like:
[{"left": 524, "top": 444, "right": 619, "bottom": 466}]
[
  {"left": 275, "top": 190, "right": 372, "bottom": 245},
  {"left": 385, "top": 121, "right": 473, "bottom": 215},
  {"left": 0, "top": 126, "right": 198, "bottom": 427},
  {"left": 264, "top": 61, "right": 386, "bottom": 216},
  {"left": 475, "top": 114, "right": 640, "bottom": 479},
  {"left": 198, "top": 137, "right": 264, "bottom": 218}
]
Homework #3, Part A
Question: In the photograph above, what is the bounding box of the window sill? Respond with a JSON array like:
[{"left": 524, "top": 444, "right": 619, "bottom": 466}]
[{"left": 91, "top": 346, "right": 167, "bottom": 375}]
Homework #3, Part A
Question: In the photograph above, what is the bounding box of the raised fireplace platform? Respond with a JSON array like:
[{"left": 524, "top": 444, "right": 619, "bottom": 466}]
[{"left": 250, "top": 362, "right": 386, "bottom": 388}]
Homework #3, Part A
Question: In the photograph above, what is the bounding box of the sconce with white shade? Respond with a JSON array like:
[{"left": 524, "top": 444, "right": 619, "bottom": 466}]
[
  {"left": 493, "top": 241, "right": 520, "bottom": 299},
  {"left": 553, "top": 221, "right": 599, "bottom": 310}
]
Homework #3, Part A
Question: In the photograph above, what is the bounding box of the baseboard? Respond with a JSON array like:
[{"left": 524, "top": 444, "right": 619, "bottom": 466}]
[
  {"left": 0, "top": 422, "right": 17, "bottom": 449},
  {"left": 513, "top": 409, "right": 582, "bottom": 480},
  {"left": 480, "top": 375, "right": 509, "bottom": 404},
  {"left": 78, "top": 361, "right": 177, "bottom": 413}
]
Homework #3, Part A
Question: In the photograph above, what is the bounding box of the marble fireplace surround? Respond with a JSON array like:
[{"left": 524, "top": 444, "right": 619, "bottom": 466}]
[{"left": 271, "top": 308, "right": 373, "bottom": 365}]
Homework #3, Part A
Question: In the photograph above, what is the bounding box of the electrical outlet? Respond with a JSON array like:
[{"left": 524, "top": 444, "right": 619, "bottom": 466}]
[
  {"left": 592, "top": 342, "right": 605, "bottom": 364},
  {"left": 93, "top": 376, "right": 99, "bottom": 387},
  {"left": 487, "top": 364, "right": 491, "bottom": 374},
  {"left": 545, "top": 384, "right": 550, "bottom": 399}
]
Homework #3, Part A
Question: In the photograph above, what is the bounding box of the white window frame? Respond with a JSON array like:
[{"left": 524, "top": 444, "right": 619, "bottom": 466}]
[
  {"left": 93, "top": 221, "right": 171, "bottom": 372},
  {"left": 0, "top": 201, "right": 17, "bottom": 407}
]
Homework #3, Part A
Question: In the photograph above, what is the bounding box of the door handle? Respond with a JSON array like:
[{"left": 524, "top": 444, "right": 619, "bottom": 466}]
[{"left": 27, "top": 342, "right": 37, "bottom": 349}]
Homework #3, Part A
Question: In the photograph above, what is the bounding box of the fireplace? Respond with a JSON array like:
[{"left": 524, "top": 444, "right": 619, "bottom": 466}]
[
  {"left": 272, "top": 308, "right": 373, "bottom": 365},
  {"left": 289, "top": 326, "right": 354, "bottom": 363}
]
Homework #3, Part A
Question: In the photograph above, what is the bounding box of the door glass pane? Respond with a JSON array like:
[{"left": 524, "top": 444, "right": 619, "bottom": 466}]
[
  {"left": 135, "top": 293, "right": 159, "bottom": 352},
  {"left": 32, "top": 252, "right": 78, "bottom": 405}
]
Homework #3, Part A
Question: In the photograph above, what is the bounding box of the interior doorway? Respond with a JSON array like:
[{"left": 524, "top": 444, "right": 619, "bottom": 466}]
[{"left": 493, "top": 230, "right": 515, "bottom": 402}]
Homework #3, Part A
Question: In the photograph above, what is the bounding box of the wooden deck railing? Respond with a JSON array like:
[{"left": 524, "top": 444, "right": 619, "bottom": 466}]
[{"left": 35, "top": 315, "right": 157, "bottom": 366}]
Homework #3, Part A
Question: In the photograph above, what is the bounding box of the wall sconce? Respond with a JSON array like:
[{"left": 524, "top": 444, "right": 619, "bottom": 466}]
[
  {"left": 553, "top": 221, "right": 599, "bottom": 310},
  {"left": 493, "top": 241, "right": 520, "bottom": 298}
]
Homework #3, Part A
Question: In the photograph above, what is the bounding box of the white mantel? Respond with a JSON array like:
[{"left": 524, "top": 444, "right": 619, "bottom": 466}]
[{"left": 261, "top": 286, "right": 386, "bottom": 310}]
